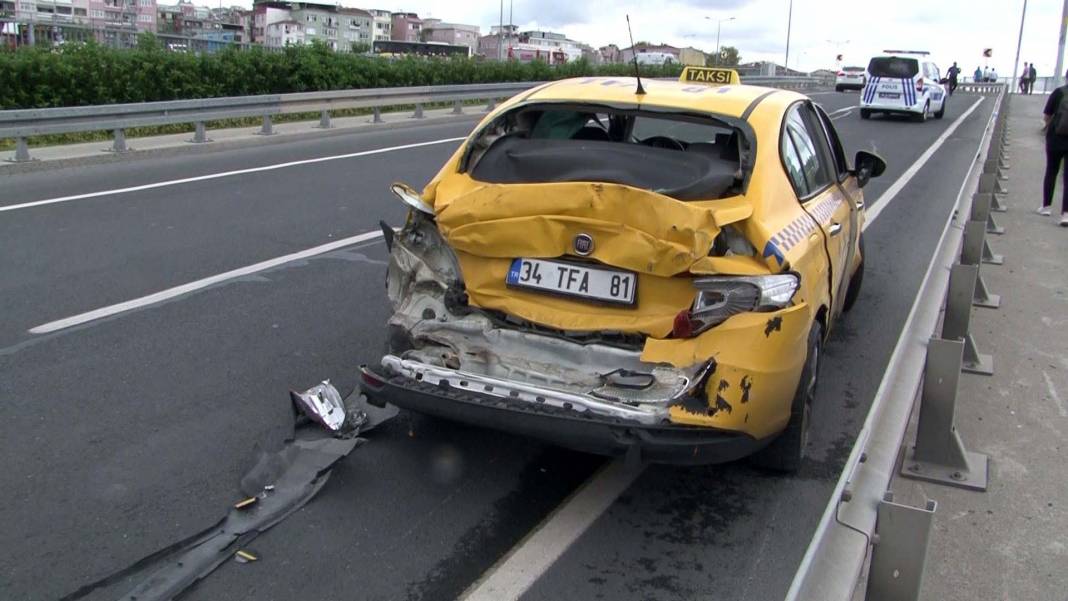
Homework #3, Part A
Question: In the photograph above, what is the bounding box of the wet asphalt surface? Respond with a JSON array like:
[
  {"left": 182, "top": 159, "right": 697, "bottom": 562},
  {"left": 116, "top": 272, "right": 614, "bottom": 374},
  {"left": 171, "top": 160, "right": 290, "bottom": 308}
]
[{"left": 0, "top": 90, "right": 994, "bottom": 600}]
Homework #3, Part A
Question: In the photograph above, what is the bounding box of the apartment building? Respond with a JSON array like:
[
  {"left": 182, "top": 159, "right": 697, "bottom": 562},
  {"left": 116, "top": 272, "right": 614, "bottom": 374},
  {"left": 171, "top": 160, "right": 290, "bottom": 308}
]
[
  {"left": 389, "top": 11, "right": 417, "bottom": 42},
  {"left": 366, "top": 7, "right": 389, "bottom": 41},
  {"left": 3, "top": 0, "right": 155, "bottom": 46},
  {"left": 420, "top": 17, "right": 477, "bottom": 56}
]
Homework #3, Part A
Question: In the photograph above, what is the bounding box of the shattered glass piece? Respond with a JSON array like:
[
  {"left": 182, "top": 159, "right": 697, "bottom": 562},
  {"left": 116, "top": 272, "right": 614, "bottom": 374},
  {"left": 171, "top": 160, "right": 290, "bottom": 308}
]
[{"left": 290, "top": 380, "right": 346, "bottom": 432}]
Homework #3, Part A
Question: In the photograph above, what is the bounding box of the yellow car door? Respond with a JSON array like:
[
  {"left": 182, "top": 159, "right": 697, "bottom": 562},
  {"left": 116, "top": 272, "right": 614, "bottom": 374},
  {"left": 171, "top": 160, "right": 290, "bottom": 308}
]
[{"left": 781, "top": 103, "right": 851, "bottom": 320}]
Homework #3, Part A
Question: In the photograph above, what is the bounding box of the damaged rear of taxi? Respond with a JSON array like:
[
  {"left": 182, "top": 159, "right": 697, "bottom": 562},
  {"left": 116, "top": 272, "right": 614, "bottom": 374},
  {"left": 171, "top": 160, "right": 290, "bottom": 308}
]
[{"left": 361, "top": 97, "right": 811, "bottom": 464}]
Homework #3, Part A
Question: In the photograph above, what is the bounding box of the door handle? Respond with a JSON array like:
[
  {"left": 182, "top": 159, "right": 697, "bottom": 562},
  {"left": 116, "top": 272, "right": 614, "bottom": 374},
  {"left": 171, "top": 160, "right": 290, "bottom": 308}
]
[{"left": 828, "top": 222, "right": 843, "bottom": 236}]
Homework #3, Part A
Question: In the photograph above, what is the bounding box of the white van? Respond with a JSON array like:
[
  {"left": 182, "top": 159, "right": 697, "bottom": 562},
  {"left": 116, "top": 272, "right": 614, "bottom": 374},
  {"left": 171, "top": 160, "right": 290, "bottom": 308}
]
[{"left": 859, "top": 52, "right": 947, "bottom": 122}]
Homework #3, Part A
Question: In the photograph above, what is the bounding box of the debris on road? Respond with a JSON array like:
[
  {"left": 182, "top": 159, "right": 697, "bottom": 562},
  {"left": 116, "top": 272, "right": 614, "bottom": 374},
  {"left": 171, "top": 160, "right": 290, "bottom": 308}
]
[{"left": 58, "top": 384, "right": 397, "bottom": 601}]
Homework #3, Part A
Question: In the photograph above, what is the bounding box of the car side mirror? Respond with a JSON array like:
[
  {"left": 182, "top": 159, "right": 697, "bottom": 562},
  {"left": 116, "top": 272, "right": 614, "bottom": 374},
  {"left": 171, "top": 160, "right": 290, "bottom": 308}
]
[{"left": 853, "top": 151, "right": 886, "bottom": 189}]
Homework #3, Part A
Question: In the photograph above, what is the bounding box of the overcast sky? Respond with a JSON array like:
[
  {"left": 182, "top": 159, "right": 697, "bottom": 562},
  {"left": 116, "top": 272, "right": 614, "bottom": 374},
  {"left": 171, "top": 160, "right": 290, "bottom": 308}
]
[{"left": 228, "top": 0, "right": 1065, "bottom": 77}]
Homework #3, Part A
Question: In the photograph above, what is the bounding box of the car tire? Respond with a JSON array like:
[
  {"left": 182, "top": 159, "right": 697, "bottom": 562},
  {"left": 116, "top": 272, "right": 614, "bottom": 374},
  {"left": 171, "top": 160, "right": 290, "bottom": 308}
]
[
  {"left": 750, "top": 322, "right": 822, "bottom": 473},
  {"left": 934, "top": 100, "right": 946, "bottom": 119},
  {"left": 835, "top": 85, "right": 843, "bottom": 92},
  {"left": 842, "top": 234, "right": 864, "bottom": 312},
  {"left": 860, "top": 108, "right": 871, "bottom": 120},
  {"left": 913, "top": 101, "right": 929, "bottom": 122}
]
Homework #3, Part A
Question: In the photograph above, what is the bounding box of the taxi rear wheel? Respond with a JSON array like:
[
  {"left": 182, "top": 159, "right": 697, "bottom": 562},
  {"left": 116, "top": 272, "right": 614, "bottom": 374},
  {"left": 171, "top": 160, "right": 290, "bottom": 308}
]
[{"left": 750, "top": 322, "right": 822, "bottom": 473}]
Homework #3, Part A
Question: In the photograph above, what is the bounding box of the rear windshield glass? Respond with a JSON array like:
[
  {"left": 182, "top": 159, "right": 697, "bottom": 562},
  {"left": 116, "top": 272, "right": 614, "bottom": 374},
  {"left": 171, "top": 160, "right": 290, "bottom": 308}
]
[
  {"left": 463, "top": 106, "right": 748, "bottom": 201},
  {"left": 867, "top": 57, "right": 919, "bottom": 78}
]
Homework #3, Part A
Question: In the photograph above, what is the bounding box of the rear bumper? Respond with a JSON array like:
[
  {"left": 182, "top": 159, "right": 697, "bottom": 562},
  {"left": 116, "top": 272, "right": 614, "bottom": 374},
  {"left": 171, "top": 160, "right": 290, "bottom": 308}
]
[{"left": 360, "top": 366, "right": 769, "bottom": 465}]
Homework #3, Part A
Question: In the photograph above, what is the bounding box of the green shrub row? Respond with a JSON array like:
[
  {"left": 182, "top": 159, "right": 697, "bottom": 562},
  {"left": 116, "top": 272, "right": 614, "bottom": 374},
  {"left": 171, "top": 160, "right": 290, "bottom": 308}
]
[{"left": 0, "top": 35, "right": 685, "bottom": 110}]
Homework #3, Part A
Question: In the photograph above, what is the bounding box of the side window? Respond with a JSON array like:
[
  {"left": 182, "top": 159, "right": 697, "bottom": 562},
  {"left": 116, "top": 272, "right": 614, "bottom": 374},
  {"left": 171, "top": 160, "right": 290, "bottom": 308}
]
[
  {"left": 813, "top": 105, "right": 849, "bottom": 180},
  {"left": 782, "top": 105, "right": 832, "bottom": 198},
  {"left": 781, "top": 129, "right": 809, "bottom": 197}
]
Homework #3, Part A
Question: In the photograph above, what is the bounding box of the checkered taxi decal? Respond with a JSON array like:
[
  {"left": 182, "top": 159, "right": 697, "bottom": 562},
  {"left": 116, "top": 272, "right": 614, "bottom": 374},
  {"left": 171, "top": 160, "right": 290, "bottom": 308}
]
[{"left": 761, "top": 196, "right": 844, "bottom": 265}]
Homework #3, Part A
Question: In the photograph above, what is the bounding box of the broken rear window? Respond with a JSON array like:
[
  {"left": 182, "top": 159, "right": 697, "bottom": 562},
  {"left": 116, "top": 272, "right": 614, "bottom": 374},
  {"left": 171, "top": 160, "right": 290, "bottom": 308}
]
[
  {"left": 867, "top": 57, "right": 919, "bottom": 78},
  {"left": 463, "top": 105, "right": 748, "bottom": 201}
]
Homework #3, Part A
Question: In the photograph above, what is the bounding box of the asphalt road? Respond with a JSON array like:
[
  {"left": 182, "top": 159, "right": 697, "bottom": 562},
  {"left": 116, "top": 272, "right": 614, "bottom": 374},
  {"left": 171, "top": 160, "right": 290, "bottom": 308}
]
[{"left": 0, "top": 89, "right": 994, "bottom": 601}]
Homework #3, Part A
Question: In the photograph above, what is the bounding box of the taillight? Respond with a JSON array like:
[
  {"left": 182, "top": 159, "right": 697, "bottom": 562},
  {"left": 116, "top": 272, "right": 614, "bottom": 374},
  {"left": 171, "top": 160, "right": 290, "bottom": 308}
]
[
  {"left": 837, "top": 71, "right": 845, "bottom": 76},
  {"left": 671, "top": 274, "right": 800, "bottom": 338},
  {"left": 916, "top": 77, "right": 924, "bottom": 91}
]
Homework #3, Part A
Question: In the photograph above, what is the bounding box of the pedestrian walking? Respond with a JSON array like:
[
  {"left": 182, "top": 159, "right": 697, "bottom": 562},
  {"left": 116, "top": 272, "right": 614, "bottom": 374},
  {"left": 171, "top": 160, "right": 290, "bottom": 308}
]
[
  {"left": 990, "top": 68, "right": 998, "bottom": 83},
  {"left": 1028, "top": 63, "right": 1037, "bottom": 94},
  {"left": 974, "top": 66, "right": 982, "bottom": 82},
  {"left": 947, "top": 61, "right": 960, "bottom": 95},
  {"left": 1040, "top": 70, "right": 1068, "bottom": 226},
  {"left": 1020, "top": 62, "right": 1030, "bottom": 93}
]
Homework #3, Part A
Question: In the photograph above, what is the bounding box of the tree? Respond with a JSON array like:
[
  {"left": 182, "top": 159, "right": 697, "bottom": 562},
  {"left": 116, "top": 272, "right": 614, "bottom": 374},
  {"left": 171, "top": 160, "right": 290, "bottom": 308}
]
[
  {"left": 350, "top": 42, "right": 370, "bottom": 54},
  {"left": 707, "top": 46, "right": 740, "bottom": 67}
]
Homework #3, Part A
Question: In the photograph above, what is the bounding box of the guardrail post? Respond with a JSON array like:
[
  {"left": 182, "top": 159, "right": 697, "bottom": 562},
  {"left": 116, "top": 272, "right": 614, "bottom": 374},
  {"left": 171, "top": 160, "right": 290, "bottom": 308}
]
[
  {"left": 109, "top": 128, "right": 129, "bottom": 153},
  {"left": 971, "top": 192, "right": 1004, "bottom": 235},
  {"left": 977, "top": 174, "right": 1008, "bottom": 212},
  {"left": 318, "top": 109, "right": 332, "bottom": 129},
  {"left": 961, "top": 219, "right": 1003, "bottom": 266},
  {"left": 961, "top": 221, "right": 1001, "bottom": 308},
  {"left": 452, "top": 100, "right": 464, "bottom": 115},
  {"left": 372, "top": 107, "right": 383, "bottom": 124},
  {"left": 982, "top": 159, "right": 1007, "bottom": 182},
  {"left": 258, "top": 115, "right": 275, "bottom": 136},
  {"left": 412, "top": 103, "right": 425, "bottom": 119},
  {"left": 865, "top": 492, "right": 937, "bottom": 601},
  {"left": 11, "top": 137, "right": 33, "bottom": 162},
  {"left": 189, "top": 122, "right": 210, "bottom": 144},
  {"left": 900, "top": 337, "right": 989, "bottom": 491},
  {"left": 942, "top": 264, "right": 994, "bottom": 375}
]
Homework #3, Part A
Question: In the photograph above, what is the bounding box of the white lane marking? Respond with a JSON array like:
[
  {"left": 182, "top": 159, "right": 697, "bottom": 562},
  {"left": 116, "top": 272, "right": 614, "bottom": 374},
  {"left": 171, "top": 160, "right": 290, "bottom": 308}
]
[
  {"left": 27, "top": 230, "right": 384, "bottom": 334},
  {"left": 460, "top": 460, "right": 642, "bottom": 601},
  {"left": 1043, "top": 371, "right": 1067, "bottom": 417},
  {"left": 828, "top": 106, "right": 854, "bottom": 117},
  {"left": 0, "top": 137, "right": 466, "bottom": 214},
  {"left": 864, "top": 97, "right": 984, "bottom": 225},
  {"left": 831, "top": 109, "right": 854, "bottom": 121}
]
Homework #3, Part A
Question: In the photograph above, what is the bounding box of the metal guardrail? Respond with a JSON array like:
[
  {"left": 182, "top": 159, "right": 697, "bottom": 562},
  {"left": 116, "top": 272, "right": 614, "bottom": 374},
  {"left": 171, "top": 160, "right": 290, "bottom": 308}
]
[
  {"left": 785, "top": 83, "right": 1008, "bottom": 601},
  {"left": 1, "top": 75, "right": 826, "bottom": 162}
]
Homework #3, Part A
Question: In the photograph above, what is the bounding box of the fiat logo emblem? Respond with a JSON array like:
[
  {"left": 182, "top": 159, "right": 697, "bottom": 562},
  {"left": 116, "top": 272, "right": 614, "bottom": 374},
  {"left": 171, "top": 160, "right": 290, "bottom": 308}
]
[{"left": 573, "top": 233, "right": 594, "bottom": 256}]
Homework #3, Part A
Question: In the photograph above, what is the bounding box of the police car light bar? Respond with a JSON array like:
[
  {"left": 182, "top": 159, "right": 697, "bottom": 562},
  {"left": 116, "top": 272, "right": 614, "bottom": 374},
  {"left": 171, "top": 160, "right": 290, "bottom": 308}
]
[{"left": 882, "top": 49, "right": 930, "bottom": 55}]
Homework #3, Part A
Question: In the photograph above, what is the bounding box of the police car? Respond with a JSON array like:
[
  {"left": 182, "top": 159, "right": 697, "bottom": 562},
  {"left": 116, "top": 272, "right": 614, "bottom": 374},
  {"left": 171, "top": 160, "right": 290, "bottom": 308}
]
[{"left": 859, "top": 51, "right": 947, "bottom": 122}]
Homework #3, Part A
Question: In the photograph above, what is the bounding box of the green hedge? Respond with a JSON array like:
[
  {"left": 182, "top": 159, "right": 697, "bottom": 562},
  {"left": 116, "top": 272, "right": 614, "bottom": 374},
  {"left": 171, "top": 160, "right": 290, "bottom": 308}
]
[{"left": 0, "top": 36, "right": 684, "bottom": 110}]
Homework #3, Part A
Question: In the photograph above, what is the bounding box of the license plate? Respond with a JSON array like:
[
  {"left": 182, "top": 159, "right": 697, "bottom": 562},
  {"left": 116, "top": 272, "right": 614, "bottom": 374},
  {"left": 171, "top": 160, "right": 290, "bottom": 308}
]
[
  {"left": 506, "top": 258, "right": 637, "bottom": 306},
  {"left": 878, "top": 92, "right": 900, "bottom": 99}
]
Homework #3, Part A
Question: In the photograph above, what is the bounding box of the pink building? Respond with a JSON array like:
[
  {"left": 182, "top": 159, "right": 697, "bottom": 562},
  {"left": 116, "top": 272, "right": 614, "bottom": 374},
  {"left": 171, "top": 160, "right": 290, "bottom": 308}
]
[{"left": 389, "top": 11, "right": 418, "bottom": 42}]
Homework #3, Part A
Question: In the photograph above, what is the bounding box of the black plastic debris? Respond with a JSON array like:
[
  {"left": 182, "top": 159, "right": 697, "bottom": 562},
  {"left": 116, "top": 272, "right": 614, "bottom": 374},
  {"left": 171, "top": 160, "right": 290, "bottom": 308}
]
[{"left": 57, "top": 385, "right": 397, "bottom": 601}]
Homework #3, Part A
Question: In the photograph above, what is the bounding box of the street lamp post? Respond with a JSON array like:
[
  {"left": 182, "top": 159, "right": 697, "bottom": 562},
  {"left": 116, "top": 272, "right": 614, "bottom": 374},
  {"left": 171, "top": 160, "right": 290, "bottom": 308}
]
[
  {"left": 784, "top": 0, "right": 794, "bottom": 73},
  {"left": 704, "top": 15, "right": 735, "bottom": 66}
]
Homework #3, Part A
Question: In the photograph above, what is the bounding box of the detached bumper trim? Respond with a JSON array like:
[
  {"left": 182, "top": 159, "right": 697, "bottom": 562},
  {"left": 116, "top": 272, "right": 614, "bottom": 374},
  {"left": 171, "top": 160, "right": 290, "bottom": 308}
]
[
  {"left": 381, "top": 354, "right": 672, "bottom": 425},
  {"left": 362, "top": 366, "right": 768, "bottom": 465}
]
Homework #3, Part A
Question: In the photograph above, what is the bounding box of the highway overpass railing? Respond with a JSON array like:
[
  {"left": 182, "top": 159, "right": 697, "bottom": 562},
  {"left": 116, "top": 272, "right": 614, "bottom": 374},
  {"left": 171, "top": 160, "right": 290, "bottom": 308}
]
[
  {"left": 787, "top": 83, "right": 1009, "bottom": 601},
  {"left": 1, "top": 75, "right": 825, "bottom": 163}
]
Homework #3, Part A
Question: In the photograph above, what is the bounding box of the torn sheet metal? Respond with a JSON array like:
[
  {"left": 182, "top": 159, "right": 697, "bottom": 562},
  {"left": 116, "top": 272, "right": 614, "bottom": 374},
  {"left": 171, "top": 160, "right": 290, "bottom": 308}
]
[{"left": 290, "top": 380, "right": 347, "bottom": 432}]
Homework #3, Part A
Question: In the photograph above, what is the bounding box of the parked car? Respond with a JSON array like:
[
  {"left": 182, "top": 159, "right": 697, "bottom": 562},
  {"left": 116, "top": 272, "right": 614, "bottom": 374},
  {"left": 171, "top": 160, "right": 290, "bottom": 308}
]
[
  {"left": 835, "top": 66, "right": 867, "bottom": 91},
  {"left": 361, "top": 68, "right": 885, "bottom": 471},
  {"left": 860, "top": 52, "right": 947, "bottom": 121}
]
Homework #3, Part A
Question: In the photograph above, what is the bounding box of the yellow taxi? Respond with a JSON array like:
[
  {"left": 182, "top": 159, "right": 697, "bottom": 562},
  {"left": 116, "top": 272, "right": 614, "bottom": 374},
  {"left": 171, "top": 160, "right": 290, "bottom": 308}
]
[{"left": 360, "top": 68, "right": 885, "bottom": 470}]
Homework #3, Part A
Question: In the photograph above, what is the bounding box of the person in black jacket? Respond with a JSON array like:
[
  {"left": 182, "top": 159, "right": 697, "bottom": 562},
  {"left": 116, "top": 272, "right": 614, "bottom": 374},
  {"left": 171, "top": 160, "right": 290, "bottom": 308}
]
[{"left": 1041, "top": 71, "right": 1068, "bottom": 226}]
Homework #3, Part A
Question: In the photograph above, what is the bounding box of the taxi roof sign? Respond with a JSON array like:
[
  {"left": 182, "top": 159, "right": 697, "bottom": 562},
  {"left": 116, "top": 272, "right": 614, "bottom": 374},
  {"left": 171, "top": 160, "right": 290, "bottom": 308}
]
[{"left": 679, "top": 66, "right": 740, "bottom": 86}]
